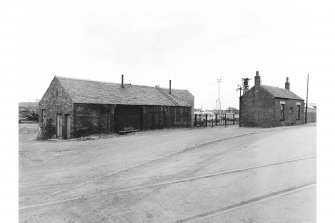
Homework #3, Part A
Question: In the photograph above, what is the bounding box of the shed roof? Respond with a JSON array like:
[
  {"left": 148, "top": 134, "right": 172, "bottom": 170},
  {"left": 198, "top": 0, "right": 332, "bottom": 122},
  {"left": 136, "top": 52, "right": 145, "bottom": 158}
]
[
  {"left": 260, "top": 85, "right": 303, "bottom": 100},
  {"left": 56, "top": 76, "right": 194, "bottom": 107}
]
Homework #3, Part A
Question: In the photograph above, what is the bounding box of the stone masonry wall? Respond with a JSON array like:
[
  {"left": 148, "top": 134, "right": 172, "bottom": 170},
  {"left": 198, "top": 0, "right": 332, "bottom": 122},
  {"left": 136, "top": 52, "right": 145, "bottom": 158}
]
[
  {"left": 38, "top": 77, "right": 74, "bottom": 138},
  {"left": 240, "top": 86, "right": 276, "bottom": 127},
  {"left": 274, "top": 98, "right": 305, "bottom": 126}
]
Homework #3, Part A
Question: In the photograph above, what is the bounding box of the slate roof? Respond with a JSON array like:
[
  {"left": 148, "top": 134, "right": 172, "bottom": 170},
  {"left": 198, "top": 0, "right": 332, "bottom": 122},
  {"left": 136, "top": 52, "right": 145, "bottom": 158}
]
[
  {"left": 56, "top": 76, "right": 194, "bottom": 107},
  {"left": 260, "top": 85, "right": 303, "bottom": 100}
]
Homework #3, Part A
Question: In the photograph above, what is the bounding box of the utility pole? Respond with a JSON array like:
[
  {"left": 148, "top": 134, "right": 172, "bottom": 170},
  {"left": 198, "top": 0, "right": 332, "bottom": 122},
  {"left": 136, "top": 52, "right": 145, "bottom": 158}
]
[
  {"left": 217, "top": 78, "right": 221, "bottom": 113},
  {"left": 237, "top": 85, "right": 243, "bottom": 127},
  {"left": 305, "top": 74, "right": 309, "bottom": 124}
]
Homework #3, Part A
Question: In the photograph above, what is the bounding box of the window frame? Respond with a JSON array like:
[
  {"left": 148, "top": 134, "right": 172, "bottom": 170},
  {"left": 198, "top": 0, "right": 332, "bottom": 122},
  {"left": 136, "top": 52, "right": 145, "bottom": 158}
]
[{"left": 280, "top": 104, "right": 285, "bottom": 121}]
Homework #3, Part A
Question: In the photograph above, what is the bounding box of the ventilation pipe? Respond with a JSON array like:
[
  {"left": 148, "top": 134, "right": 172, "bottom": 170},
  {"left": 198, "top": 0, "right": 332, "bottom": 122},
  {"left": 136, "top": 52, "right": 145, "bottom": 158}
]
[{"left": 169, "top": 80, "right": 171, "bottom": 94}]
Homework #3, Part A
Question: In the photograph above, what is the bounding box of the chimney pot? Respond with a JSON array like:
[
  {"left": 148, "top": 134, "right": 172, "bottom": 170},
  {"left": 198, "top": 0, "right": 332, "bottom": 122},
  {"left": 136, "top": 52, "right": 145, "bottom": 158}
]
[{"left": 121, "top": 74, "right": 124, "bottom": 88}]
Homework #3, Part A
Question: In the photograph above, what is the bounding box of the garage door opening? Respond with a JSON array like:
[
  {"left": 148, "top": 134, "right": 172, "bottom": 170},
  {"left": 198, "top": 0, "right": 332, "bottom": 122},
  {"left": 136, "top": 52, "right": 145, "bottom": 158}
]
[{"left": 114, "top": 105, "right": 143, "bottom": 133}]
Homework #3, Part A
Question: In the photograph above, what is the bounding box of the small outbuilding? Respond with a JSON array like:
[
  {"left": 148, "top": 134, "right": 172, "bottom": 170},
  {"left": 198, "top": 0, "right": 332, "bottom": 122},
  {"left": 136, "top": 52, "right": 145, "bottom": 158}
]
[
  {"left": 240, "top": 71, "right": 305, "bottom": 127},
  {"left": 38, "top": 76, "right": 194, "bottom": 138}
]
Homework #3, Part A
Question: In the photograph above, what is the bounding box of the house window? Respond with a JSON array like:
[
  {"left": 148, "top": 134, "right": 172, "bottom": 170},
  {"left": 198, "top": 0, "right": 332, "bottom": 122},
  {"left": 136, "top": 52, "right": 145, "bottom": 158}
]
[
  {"left": 289, "top": 106, "right": 293, "bottom": 114},
  {"left": 297, "top": 105, "right": 301, "bottom": 119},
  {"left": 280, "top": 104, "right": 285, "bottom": 120}
]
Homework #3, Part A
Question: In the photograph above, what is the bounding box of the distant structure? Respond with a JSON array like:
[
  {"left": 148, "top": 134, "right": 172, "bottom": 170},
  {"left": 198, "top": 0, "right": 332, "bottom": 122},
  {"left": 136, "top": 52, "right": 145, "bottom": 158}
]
[
  {"left": 240, "top": 71, "right": 305, "bottom": 127},
  {"left": 305, "top": 103, "right": 317, "bottom": 123},
  {"left": 216, "top": 78, "right": 222, "bottom": 112},
  {"left": 38, "top": 76, "right": 194, "bottom": 139},
  {"left": 224, "top": 107, "right": 239, "bottom": 115},
  {"left": 19, "top": 102, "right": 38, "bottom": 117}
]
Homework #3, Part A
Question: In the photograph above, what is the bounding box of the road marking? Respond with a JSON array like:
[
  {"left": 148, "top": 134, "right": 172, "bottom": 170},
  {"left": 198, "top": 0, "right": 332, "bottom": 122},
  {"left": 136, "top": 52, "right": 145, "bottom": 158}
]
[
  {"left": 175, "top": 182, "right": 316, "bottom": 223},
  {"left": 20, "top": 155, "right": 316, "bottom": 211}
]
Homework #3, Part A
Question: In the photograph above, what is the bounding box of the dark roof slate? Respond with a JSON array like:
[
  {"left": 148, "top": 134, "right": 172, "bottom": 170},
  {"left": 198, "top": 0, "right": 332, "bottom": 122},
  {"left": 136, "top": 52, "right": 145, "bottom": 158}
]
[
  {"left": 56, "top": 76, "right": 194, "bottom": 107},
  {"left": 260, "top": 85, "right": 303, "bottom": 100}
]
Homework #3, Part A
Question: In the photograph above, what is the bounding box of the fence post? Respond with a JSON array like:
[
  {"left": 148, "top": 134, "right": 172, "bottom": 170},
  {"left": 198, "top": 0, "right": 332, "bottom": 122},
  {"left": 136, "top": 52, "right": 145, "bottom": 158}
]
[
  {"left": 215, "top": 114, "right": 218, "bottom": 126},
  {"left": 205, "top": 114, "right": 208, "bottom": 127},
  {"left": 224, "top": 113, "right": 227, "bottom": 127},
  {"left": 211, "top": 119, "right": 213, "bottom": 127},
  {"left": 233, "top": 114, "right": 235, "bottom": 125}
]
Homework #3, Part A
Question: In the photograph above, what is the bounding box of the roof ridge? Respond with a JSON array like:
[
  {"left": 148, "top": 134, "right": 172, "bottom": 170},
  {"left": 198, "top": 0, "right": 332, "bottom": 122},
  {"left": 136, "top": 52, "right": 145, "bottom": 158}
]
[
  {"left": 51, "top": 76, "right": 193, "bottom": 106},
  {"left": 259, "top": 85, "right": 303, "bottom": 100},
  {"left": 261, "top": 84, "right": 290, "bottom": 90}
]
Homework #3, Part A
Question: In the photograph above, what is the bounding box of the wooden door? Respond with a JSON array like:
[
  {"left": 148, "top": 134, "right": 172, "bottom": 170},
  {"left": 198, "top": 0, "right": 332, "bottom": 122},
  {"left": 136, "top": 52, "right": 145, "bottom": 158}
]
[
  {"left": 57, "top": 114, "right": 62, "bottom": 138},
  {"left": 65, "top": 114, "right": 71, "bottom": 139}
]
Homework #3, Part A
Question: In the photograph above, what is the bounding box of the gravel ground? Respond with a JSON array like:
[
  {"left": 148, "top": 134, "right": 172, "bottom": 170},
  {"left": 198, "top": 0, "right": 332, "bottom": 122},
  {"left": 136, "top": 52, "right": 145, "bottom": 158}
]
[{"left": 19, "top": 123, "right": 316, "bottom": 222}]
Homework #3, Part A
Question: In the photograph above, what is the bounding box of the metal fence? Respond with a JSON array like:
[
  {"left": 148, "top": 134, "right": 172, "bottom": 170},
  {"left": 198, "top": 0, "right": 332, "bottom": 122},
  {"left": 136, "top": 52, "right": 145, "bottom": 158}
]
[{"left": 194, "top": 113, "right": 239, "bottom": 127}]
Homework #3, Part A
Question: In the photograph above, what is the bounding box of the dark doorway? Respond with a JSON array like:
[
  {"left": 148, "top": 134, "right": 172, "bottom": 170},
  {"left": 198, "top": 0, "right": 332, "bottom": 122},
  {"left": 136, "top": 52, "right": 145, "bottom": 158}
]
[{"left": 114, "top": 105, "right": 143, "bottom": 133}]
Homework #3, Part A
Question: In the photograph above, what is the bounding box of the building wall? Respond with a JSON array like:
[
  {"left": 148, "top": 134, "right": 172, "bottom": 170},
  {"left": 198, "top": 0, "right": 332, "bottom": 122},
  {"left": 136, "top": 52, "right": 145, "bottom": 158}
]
[
  {"left": 73, "top": 104, "right": 193, "bottom": 137},
  {"left": 306, "top": 112, "right": 316, "bottom": 123},
  {"left": 274, "top": 98, "right": 305, "bottom": 126},
  {"left": 142, "top": 106, "right": 192, "bottom": 130},
  {"left": 306, "top": 107, "right": 317, "bottom": 123},
  {"left": 240, "top": 86, "right": 276, "bottom": 127},
  {"left": 38, "top": 77, "right": 74, "bottom": 138},
  {"left": 73, "top": 103, "right": 115, "bottom": 137}
]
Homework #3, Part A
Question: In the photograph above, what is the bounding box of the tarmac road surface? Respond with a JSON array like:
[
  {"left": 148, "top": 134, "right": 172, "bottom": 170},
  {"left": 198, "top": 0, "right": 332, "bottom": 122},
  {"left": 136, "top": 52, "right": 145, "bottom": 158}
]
[{"left": 19, "top": 124, "right": 316, "bottom": 222}]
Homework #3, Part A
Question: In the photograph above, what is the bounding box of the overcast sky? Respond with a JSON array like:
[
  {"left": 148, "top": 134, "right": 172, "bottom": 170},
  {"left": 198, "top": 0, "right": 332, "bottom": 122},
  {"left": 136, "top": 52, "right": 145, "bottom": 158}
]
[{"left": 3, "top": 0, "right": 334, "bottom": 109}]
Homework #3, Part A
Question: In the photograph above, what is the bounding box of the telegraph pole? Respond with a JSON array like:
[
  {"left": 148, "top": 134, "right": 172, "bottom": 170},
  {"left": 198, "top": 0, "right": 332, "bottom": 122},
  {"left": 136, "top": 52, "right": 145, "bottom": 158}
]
[
  {"left": 237, "top": 85, "right": 242, "bottom": 127},
  {"left": 305, "top": 74, "right": 309, "bottom": 124}
]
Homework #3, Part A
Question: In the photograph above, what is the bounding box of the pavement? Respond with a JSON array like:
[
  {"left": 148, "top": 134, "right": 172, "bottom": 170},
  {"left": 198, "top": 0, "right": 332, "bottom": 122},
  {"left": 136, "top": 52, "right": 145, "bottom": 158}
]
[{"left": 19, "top": 123, "right": 316, "bottom": 222}]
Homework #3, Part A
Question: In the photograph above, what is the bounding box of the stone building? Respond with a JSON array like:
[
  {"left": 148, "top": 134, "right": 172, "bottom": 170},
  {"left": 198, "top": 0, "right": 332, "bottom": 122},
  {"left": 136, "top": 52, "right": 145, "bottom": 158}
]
[
  {"left": 240, "top": 71, "right": 305, "bottom": 127},
  {"left": 38, "top": 76, "right": 194, "bottom": 138}
]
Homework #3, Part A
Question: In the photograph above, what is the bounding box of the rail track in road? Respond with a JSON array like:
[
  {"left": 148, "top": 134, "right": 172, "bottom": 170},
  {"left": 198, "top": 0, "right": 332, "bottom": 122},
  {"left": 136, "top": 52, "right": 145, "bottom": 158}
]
[
  {"left": 20, "top": 125, "right": 312, "bottom": 191},
  {"left": 20, "top": 155, "right": 316, "bottom": 211},
  {"left": 175, "top": 182, "right": 316, "bottom": 223}
]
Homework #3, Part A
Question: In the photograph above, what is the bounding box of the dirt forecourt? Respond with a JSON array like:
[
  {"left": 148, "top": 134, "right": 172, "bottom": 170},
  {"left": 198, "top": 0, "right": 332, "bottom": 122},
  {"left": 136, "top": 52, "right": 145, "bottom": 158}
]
[{"left": 19, "top": 123, "right": 316, "bottom": 222}]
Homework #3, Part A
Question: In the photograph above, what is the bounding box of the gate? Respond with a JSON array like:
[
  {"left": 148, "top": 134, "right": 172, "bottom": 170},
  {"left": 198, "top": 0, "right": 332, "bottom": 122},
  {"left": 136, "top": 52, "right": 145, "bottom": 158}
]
[{"left": 194, "top": 113, "right": 239, "bottom": 127}]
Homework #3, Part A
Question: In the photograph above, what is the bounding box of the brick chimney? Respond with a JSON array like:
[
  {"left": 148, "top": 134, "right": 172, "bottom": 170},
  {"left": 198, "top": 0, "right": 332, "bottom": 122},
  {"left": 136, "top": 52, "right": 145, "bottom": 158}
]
[
  {"left": 285, "top": 77, "right": 290, "bottom": 90},
  {"left": 254, "top": 71, "right": 261, "bottom": 86},
  {"left": 169, "top": 80, "right": 172, "bottom": 94}
]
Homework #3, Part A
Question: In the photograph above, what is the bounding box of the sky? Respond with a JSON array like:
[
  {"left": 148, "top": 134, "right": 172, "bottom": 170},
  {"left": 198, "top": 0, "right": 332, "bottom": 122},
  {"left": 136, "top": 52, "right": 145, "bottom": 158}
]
[{"left": 2, "top": 0, "right": 334, "bottom": 109}]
